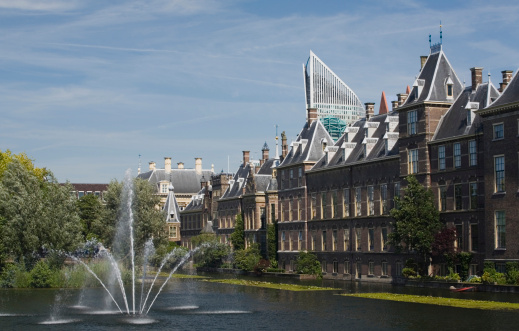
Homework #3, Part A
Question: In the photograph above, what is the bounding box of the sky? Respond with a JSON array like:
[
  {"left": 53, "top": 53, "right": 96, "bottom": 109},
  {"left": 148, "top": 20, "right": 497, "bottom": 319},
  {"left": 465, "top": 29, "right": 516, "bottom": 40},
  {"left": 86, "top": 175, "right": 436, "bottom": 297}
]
[{"left": 1, "top": 0, "right": 519, "bottom": 183}]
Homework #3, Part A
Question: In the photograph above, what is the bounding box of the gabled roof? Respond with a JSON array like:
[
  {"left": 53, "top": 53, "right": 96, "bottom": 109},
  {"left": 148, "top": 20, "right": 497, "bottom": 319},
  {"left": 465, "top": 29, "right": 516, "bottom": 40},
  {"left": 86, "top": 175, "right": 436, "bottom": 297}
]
[
  {"left": 480, "top": 69, "right": 519, "bottom": 111},
  {"left": 220, "top": 163, "right": 250, "bottom": 200},
  {"left": 403, "top": 49, "right": 463, "bottom": 106},
  {"left": 279, "top": 119, "right": 334, "bottom": 168},
  {"left": 182, "top": 187, "right": 206, "bottom": 212},
  {"left": 137, "top": 168, "right": 213, "bottom": 194},
  {"left": 433, "top": 82, "right": 500, "bottom": 141},
  {"left": 163, "top": 184, "right": 181, "bottom": 223}
]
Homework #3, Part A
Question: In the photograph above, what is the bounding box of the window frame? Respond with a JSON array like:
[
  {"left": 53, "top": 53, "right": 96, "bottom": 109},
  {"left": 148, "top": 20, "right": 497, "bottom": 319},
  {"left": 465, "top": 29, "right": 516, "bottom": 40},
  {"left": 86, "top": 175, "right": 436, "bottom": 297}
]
[
  {"left": 493, "top": 123, "right": 504, "bottom": 140},
  {"left": 408, "top": 149, "right": 419, "bottom": 174},
  {"left": 454, "top": 142, "right": 461, "bottom": 168},
  {"left": 407, "top": 110, "right": 417, "bottom": 135},
  {"left": 438, "top": 145, "right": 446, "bottom": 170},
  {"left": 495, "top": 211, "right": 506, "bottom": 249},
  {"left": 469, "top": 140, "right": 477, "bottom": 166},
  {"left": 494, "top": 155, "right": 505, "bottom": 193}
]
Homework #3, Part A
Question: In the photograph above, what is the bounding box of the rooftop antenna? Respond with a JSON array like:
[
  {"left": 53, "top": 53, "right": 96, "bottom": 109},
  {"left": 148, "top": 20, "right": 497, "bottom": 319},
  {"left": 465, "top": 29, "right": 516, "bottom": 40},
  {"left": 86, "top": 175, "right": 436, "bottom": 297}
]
[
  {"left": 429, "top": 34, "right": 431, "bottom": 47},
  {"left": 439, "top": 20, "right": 443, "bottom": 45}
]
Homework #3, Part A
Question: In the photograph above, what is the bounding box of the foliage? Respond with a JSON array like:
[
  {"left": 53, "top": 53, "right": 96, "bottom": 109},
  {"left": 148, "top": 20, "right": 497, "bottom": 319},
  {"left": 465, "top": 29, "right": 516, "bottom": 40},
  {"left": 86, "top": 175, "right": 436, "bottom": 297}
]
[
  {"left": 0, "top": 160, "right": 82, "bottom": 265},
  {"left": 402, "top": 267, "right": 417, "bottom": 278},
  {"left": 468, "top": 276, "right": 482, "bottom": 283},
  {"left": 389, "top": 175, "right": 442, "bottom": 274},
  {"left": 230, "top": 214, "right": 245, "bottom": 250},
  {"left": 234, "top": 244, "right": 261, "bottom": 272},
  {"left": 254, "top": 259, "right": 271, "bottom": 274},
  {"left": 267, "top": 222, "right": 278, "bottom": 267},
  {"left": 481, "top": 262, "right": 506, "bottom": 285},
  {"left": 29, "top": 260, "right": 54, "bottom": 288},
  {"left": 77, "top": 193, "right": 105, "bottom": 241},
  {"left": 205, "top": 279, "right": 338, "bottom": 291},
  {"left": 294, "top": 251, "right": 322, "bottom": 279},
  {"left": 0, "top": 149, "right": 47, "bottom": 180},
  {"left": 445, "top": 268, "right": 460, "bottom": 281},
  {"left": 191, "top": 233, "right": 230, "bottom": 268},
  {"left": 457, "top": 252, "right": 473, "bottom": 281},
  {"left": 432, "top": 227, "right": 457, "bottom": 258},
  {"left": 0, "top": 263, "right": 19, "bottom": 288},
  {"left": 506, "top": 262, "right": 519, "bottom": 285}
]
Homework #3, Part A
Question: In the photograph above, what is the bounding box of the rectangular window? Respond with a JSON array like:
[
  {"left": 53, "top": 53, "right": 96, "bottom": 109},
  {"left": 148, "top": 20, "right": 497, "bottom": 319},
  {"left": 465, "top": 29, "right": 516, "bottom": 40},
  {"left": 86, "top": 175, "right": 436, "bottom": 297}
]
[
  {"left": 311, "top": 193, "right": 317, "bottom": 219},
  {"left": 321, "top": 192, "right": 327, "bottom": 219},
  {"left": 356, "top": 227, "right": 362, "bottom": 251},
  {"left": 322, "top": 260, "right": 327, "bottom": 273},
  {"left": 469, "top": 140, "right": 477, "bottom": 166},
  {"left": 356, "top": 261, "right": 362, "bottom": 278},
  {"left": 270, "top": 203, "right": 276, "bottom": 223},
  {"left": 344, "top": 260, "right": 350, "bottom": 274},
  {"left": 280, "top": 199, "right": 284, "bottom": 222},
  {"left": 393, "top": 182, "right": 400, "bottom": 209},
  {"left": 496, "top": 211, "right": 506, "bottom": 249},
  {"left": 368, "top": 262, "right": 374, "bottom": 275},
  {"left": 455, "top": 224, "right": 463, "bottom": 250},
  {"left": 297, "top": 197, "right": 302, "bottom": 220},
  {"left": 333, "top": 260, "right": 339, "bottom": 273},
  {"left": 493, "top": 123, "right": 504, "bottom": 140},
  {"left": 298, "top": 231, "right": 302, "bottom": 250},
  {"left": 289, "top": 169, "right": 293, "bottom": 179},
  {"left": 494, "top": 155, "right": 505, "bottom": 192},
  {"left": 332, "top": 191, "right": 338, "bottom": 218},
  {"left": 368, "top": 228, "right": 374, "bottom": 251},
  {"left": 343, "top": 189, "right": 350, "bottom": 217},
  {"left": 381, "top": 227, "right": 388, "bottom": 251},
  {"left": 408, "top": 149, "right": 418, "bottom": 174},
  {"left": 288, "top": 231, "right": 292, "bottom": 251},
  {"left": 332, "top": 230, "right": 338, "bottom": 251},
  {"left": 298, "top": 167, "right": 302, "bottom": 186},
  {"left": 355, "top": 188, "right": 362, "bottom": 216},
  {"left": 344, "top": 229, "right": 350, "bottom": 251},
  {"left": 380, "top": 184, "right": 388, "bottom": 214},
  {"left": 281, "top": 170, "right": 285, "bottom": 189},
  {"left": 469, "top": 182, "right": 477, "bottom": 209},
  {"left": 368, "top": 186, "right": 374, "bottom": 215},
  {"left": 407, "top": 110, "right": 417, "bottom": 135},
  {"left": 438, "top": 145, "right": 446, "bottom": 170},
  {"left": 454, "top": 143, "right": 461, "bottom": 168},
  {"left": 470, "top": 224, "right": 478, "bottom": 252},
  {"left": 78, "top": 191, "right": 85, "bottom": 198},
  {"left": 322, "top": 230, "right": 327, "bottom": 251},
  {"left": 382, "top": 262, "right": 388, "bottom": 276},
  {"left": 439, "top": 186, "right": 447, "bottom": 211},
  {"left": 281, "top": 231, "right": 285, "bottom": 250},
  {"left": 454, "top": 184, "right": 462, "bottom": 210},
  {"left": 289, "top": 197, "right": 293, "bottom": 221},
  {"left": 311, "top": 232, "right": 316, "bottom": 251}
]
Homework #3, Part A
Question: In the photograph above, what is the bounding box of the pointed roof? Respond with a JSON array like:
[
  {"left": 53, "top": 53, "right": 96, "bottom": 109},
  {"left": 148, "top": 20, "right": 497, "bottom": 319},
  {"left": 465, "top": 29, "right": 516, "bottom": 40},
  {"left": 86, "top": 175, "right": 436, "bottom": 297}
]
[
  {"left": 163, "top": 184, "right": 181, "bottom": 224},
  {"left": 379, "top": 91, "right": 388, "bottom": 114},
  {"left": 406, "top": 85, "right": 411, "bottom": 94},
  {"left": 479, "top": 69, "right": 519, "bottom": 113}
]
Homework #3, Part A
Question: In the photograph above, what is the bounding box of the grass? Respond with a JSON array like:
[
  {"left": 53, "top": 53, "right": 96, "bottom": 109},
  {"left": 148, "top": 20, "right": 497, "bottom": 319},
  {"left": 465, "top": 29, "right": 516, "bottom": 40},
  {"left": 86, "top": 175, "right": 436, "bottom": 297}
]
[
  {"left": 340, "top": 292, "right": 519, "bottom": 311},
  {"left": 204, "top": 279, "right": 339, "bottom": 291}
]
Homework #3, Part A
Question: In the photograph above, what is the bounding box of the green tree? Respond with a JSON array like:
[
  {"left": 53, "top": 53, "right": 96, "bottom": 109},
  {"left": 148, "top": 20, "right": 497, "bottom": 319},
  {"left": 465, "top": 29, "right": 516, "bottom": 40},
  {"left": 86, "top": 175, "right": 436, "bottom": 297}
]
[
  {"left": 77, "top": 193, "right": 105, "bottom": 241},
  {"left": 230, "top": 214, "right": 245, "bottom": 250},
  {"left": 234, "top": 244, "right": 261, "bottom": 271},
  {"left": 267, "top": 222, "right": 278, "bottom": 267},
  {"left": 0, "top": 149, "right": 47, "bottom": 180},
  {"left": 389, "top": 175, "right": 442, "bottom": 275},
  {"left": 191, "top": 233, "right": 229, "bottom": 268},
  {"left": 0, "top": 160, "right": 82, "bottom": 266},
  {"left": 294, "top": 251, "right": 322, "bottom": 278}
]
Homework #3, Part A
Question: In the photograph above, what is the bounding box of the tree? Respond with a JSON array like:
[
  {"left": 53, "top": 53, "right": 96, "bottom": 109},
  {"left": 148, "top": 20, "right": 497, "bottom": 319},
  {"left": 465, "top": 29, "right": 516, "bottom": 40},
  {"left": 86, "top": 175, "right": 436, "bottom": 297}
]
[
  {"left": 77, "top": 193, "right": 105, "bottom": 241},
  {"left": 294, "top": 251, "right": 322, "bottom": 278},
  {"left": 0, "top": 160, "right": 82, "bottom": 266},
  {"left": 267, "top": 222, "right": 278, "bottom": 267},
  {"left": 191, "top": 233, "right": 229, "bottom": 268},
  {"left": 234, "top": 244, "right": 261, "bottom": 271},
  {"left": 230, "top": 214, "right": 245, "bottom": 250},
  {"left": 389, "top": 175, "right": 441, "bottom": 274},
  {"left": 0, "top": 149, "right": 47, "bottom": 180}
]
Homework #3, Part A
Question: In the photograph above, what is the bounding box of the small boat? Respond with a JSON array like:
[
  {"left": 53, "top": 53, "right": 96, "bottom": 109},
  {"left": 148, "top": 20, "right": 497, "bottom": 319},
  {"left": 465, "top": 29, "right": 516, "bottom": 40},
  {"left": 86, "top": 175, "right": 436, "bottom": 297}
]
[{"left": 449, "top": 286, "right": 476, "bottom": 292}]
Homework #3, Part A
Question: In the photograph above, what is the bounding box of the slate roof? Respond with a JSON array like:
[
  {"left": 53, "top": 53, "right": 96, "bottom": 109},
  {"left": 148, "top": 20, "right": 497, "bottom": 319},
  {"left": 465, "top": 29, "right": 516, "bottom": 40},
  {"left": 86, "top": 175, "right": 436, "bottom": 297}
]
[
  {"left": 434, "top": 82, "right": 500, "bottom": 141},
  {"left": 182, "top": 187, "right": 206, "bottom": 212},
  {"left": 279, "top": 119, "right": 334, "bottom": 168},
  {"left": 220, "top": 163, "right": 251, "bottom": 200},
  {"left": 163, "top": 184, "right": 181, "bottom": 223},
  {"left": 311, "top": 110, "right": 399, "bottom": 171},
  {"left": 137, "top": 168, "right": 213, "bottom": 194},
  {"left": 483, "top": 69, "right": 519, "bottom": 109},
  {"left": 403, "top": 49, "right": 463, "bottom": 106}
]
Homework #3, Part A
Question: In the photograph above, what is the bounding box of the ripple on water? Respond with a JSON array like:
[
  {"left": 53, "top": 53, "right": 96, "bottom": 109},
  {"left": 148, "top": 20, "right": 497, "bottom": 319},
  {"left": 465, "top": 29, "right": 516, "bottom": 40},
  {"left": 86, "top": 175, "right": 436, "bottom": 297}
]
[
  {"left": 39, "top": 319, "right": 80, "bottom": 325},
  {"left": 87, "top": 310, "right": 122, "bottom": 315},
  {"left": 191, "top": 310, "right": 252, "bottom": 314},
  {"left": 121, "top": 317, "right": 157, "bottom": 325},
  {"left": 164, "top": 305, "right": 199, "bottom": 311}
]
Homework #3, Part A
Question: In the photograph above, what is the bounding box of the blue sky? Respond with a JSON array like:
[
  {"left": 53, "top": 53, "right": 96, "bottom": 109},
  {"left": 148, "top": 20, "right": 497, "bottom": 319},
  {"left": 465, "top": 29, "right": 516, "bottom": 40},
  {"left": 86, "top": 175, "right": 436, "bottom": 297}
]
[{"left": 1, "top": 0, "right": 518, "bottom": 183}]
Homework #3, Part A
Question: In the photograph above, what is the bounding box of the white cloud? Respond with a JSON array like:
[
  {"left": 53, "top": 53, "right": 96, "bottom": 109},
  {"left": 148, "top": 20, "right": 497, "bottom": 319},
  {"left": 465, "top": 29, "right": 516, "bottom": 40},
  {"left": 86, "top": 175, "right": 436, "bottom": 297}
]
[{"left": 0, "top": 0, "right": 81, "bottom": 12}]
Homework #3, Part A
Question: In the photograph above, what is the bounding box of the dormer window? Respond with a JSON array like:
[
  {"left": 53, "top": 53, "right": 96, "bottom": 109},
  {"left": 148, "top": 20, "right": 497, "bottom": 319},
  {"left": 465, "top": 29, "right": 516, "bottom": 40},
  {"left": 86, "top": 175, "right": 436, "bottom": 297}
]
[
  {"left": 447, "top": 84, "right": 453, "bottom": 97},
  {"left": 321, "top": 139, "right": 327, "bottom": 151},
  {"left": 467, "top": 110, "right": 472, "bottom": 125},
  {"left": 445, "top": 76, "right": 454, "bottom": 99}
]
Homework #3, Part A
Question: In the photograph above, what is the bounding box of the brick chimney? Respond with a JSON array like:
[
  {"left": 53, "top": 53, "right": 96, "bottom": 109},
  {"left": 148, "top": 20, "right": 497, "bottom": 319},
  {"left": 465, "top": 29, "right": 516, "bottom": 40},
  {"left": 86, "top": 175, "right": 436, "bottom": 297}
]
[
  {"left": 379, "top": 91, "right": 388, "bottom": 115},
  {"left": 177, "top": 162, "right": 184, "bottom": 169},
  {"left": 195, "top": 157, "right": 202, "bottom": 174},
  {"left": 392, "top": 100, "right": 399, "bottom": 110},
  {"left": 149, "top": 161, "right": 156, "bottom": 171},
  {"left": 420, "top": 56, "right": 428, "bottom": 70},
  {"left": 397, "top": 93, "right": 408, "bottom": 106},
  {"left": 242, "top": 151, "right": 250, "bottom": 166},
  {"left": 500, "top": 70, "right": 513, "bottom": 92},
  {"left": 307, "top": 108, "right": 318, "bottom": 126},
  {"left": 281, "top": 131, "right": 288, "bottom": 159},
  {"left": 470, "top": 67, "right": 483, "bottom": 91},
  {"left": 262, "top": 146, "right": 269, "bottom": 162},
  {"left": 164, "top": 157, "right": 171, "bottom": 174},
  {"left": 365, "top": 102, "right": 375, "bottom": 119}
]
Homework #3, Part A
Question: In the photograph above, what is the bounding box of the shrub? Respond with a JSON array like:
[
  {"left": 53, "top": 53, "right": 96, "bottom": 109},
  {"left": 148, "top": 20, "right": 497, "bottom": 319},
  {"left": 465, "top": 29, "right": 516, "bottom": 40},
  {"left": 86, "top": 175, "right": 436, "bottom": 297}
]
[
  {"left": 29, "top": 260, "right": 54, "bottom": 288},
  {"left": 506, "top": 262, "right": 519, "bottom": 285},
  {"left": 254, "top": 259, "right": 270, "bottom": 274},
  {"left": 402, "top": 267, "right": 417, "bottom": 278},
  {"left": 294, "top": 251, "right": 322, "bottom": 279},
  {"left": 445, "top": 268, "right": 460, "bottom": 282},
  {"left": 234, "top": 245, "right": 261, "bottom": 272},
  {"left": 0, "top": 263, "right": 19, "bottom": 288}
]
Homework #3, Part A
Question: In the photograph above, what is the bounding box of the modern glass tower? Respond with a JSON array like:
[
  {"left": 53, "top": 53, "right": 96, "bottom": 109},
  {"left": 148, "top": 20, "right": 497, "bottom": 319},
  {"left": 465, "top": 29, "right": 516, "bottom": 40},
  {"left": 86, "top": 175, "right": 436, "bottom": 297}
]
[{"left": 303, "top": 51, "right": 364, "bottom": 140}]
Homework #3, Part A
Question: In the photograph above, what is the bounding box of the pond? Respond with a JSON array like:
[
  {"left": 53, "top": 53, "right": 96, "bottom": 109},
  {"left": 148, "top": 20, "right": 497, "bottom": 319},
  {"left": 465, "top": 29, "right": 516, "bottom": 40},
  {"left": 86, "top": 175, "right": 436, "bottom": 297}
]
[{"left": 2, "top": 274, "right": 519, "bottom": 330}]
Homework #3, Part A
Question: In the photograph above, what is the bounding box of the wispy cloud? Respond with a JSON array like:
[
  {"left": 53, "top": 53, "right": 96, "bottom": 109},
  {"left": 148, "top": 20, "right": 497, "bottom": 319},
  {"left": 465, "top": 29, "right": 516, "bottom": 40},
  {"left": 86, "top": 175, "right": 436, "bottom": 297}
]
[{"left": 0, "top": 0, "right": 81, "bottom": 12}]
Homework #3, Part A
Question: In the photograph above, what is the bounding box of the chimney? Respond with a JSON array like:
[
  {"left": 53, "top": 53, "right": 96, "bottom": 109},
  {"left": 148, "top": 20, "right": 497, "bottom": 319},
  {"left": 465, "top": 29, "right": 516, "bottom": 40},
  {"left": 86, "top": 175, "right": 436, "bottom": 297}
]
[
  {"left": 379, "top": 92, "right": 388, "bottom": 115},
  {"left": 281, "top": 131, "right": 288, "bottom": 159},
  {"left": 420, "top": 56, "right": 428, "bottom": 70},
  {"left": 307, "top": 108, "right": 318, "bottom": 125},
  {"left": 164, "top": 157, "right": 171, "bottom": 174},
  {"left": 365, "top": 102, "right": 375, "bottom": 119},
  {"left": 500, "top": 70, "right": 513, "bottom": 92},
  {"left": 149, "top": 161, "right": 156, "bottom": 171},
  {"left": 262, "top": 142, "right": 269, "bottom": 161},
  {"left": 392, "top": 100, "right": 399, "bottom": 110},
  {"left": 177, "top": 162, "right": 184, "bottom": 169},
  {"left": 195, "top": 157, "right": 202, "bottom": 174},
  {"left": 242, "top": 151, "right": 250, "bottom": 166},
  {"left": 397, "top": 93, "right": 408, "bottom": 106},
  {"left": 470, "top": 67, "right": 483, "bottom": 91}
]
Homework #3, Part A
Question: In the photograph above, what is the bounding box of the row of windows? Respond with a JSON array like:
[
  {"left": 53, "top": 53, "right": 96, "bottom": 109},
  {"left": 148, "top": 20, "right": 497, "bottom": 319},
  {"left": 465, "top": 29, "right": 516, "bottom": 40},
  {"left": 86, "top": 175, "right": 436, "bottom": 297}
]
[
  {"left": 438, "top": 182, "right": 478, "bottom": 211},
  {"left": 280, "top": 167, "right": 303, "bottom": 189},
  {"left": 282, "top": 259, "right": 399, "bottom": 277},
  {"left": 437, "top": 140, "right": 477, "bottom": 170}
]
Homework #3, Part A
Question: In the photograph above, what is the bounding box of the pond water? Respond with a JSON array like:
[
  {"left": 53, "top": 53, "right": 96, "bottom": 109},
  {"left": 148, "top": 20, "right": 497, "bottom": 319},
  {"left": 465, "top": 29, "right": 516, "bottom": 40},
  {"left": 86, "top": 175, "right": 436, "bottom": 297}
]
[{"left": 1, "top": 274, "right": 519, "bottom": 330}]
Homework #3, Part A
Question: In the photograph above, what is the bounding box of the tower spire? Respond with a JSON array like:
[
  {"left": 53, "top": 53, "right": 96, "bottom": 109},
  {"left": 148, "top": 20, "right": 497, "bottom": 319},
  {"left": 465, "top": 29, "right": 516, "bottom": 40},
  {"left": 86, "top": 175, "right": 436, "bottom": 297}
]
[{"left": 440, "top": 20, "right": 443, "bottom": 45}]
